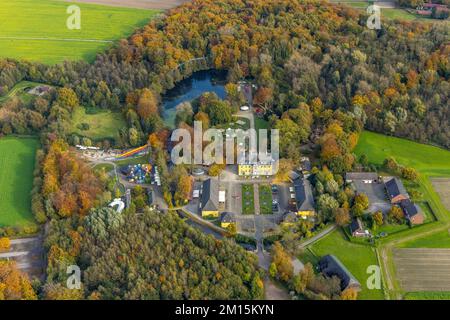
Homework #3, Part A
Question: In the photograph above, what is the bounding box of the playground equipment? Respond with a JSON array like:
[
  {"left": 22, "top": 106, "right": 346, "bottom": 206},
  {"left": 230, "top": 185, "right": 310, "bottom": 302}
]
[
  {"left": 121, "top": 164, "right": 152, "bottom": 184},
  {"left": 116, "top": 144, "right": 149, "bottom": 159}
]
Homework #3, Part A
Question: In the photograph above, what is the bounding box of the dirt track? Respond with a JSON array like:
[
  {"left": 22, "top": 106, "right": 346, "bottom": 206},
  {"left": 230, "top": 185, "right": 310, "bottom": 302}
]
[
  {"left": 394, "top": 248, "right": 450, "bottom": 291},
  {"left": 65, "top": 0, "right": 190, "bottom": 10},
  {"left": 431, "top": 178, "right": 450, "bottom": 211}
]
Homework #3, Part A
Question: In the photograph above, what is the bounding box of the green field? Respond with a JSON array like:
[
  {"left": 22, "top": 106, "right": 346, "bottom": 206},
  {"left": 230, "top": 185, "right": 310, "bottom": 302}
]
[
  {"left": 242, "top": 184, "right": 255, "bottom": 215},
  {"left": 0, "top": 0, "right": 159, "bottom": 64},
  {"left": 399, "top": 229, "right": 450, "bottom": 248},
  {"left": 259, "top": 185, "right": 273, "bottom": 214},
  {"left": 355, "top": 131, "right": 450, "bottom": 222},
  {"left": 114, "top": 153, "right": 150, "bottom": 166},
  {"left": 70, "top": 107, "right": 126, "bottom": 141},
  {"left": 332, "top": 1, "right": 440, "bottom": 22},
  {"left": 0, "top": 137, "right": 38, "bottom": 227},
  {"left": 305, "top": 229, "right": 385, "bottom": 300},
  {"left": 404, "top": 291, "right": 450, "bottom": 300}
]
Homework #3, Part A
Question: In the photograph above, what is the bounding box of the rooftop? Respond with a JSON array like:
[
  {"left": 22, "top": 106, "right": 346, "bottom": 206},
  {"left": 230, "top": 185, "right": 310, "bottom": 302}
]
[
  {"left": 293, "top": 176, "right": 315, "bottom": 212},
  {"left": 385, "top": 177, "right": 409, "bottom": 200},
  {"left": 319, "top": 255, "right": 361, "bottom": 291}
]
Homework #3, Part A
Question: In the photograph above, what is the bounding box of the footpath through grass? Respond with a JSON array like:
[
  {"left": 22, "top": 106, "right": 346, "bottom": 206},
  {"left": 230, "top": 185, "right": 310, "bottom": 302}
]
[
  {"left": 0, "top": 0, "right": 159, "bottom": 64},
  {"left": 0, "top": 137, "right": 38, "bottom": 227}
]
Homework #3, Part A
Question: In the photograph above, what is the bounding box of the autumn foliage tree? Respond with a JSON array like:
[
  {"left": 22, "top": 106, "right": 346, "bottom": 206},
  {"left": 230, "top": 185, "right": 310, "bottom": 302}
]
[
  {"left": 0, "top": 237, "right": 10, "bottom": 251},
  {"left": 0, "top": 261, "right": 36, "bottom": 300},
  {"left": 271, "top": 242, "right": 293, "bottom": 282},
  {"left": 42, "top": 140, "right": 102, "bottom": 217},
  {"left": 137, "top": 88, "right": 158, "bottom": 121}
]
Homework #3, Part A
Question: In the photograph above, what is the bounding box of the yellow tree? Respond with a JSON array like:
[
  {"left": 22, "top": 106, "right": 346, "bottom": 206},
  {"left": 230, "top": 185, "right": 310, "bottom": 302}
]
[{"left": 0, "top": 261, "right": 37, "bottom": 300}]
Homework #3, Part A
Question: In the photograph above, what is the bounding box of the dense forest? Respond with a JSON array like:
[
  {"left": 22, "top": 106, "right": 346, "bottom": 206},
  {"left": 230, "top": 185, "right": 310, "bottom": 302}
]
[
  {"left": 0, "top": 0, "right": 449, "bottom": 148},
  {"left": 43, "top": 208, "right": 263, "bottom": 300}
]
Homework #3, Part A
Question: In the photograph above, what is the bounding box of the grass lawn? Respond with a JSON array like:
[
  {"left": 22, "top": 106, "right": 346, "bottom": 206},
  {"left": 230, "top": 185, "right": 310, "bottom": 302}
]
[
  {"left": 0, "top": 0, "right": 159, "bottom": 64},
  {"left": 0, "top": 137, "right": 38, "bottom": 227},
  {"left": 404, "top": 291, "right": 450, "bottom": 300},
  {"left": 306, "top": 229, "right": 385, "bottom": 300},
  {"left": 114, "top": 154, "right": 150, "bottom": 166},
  {"left": 70, "top": 107, "right": 126, "bottom": 141},
  {"left": 376, "top": 223, "right": 410, "bottom": 236},
  {"left": 242, "top": 184, "right": 255, "bottom": 215},
  {"left": 331, "top": 1, "right": 436, "bottom": 22},
  {"left": 259, "top": 184, "right": 273, "bottom": 214},
  {"left": 399, "top": 229, "right": 450, "bottom": 248},
  {"left": 355, "top": 131, "right": 450, "bottom": 222},
  {"left": 0, "top": 81, "right": 45, "bottom": 103}
]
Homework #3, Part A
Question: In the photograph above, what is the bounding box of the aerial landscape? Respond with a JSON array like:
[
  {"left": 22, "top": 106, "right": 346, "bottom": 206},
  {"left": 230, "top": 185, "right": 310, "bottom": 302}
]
[{"left": 0, "top": 0, "right": 449, "bottom": 308}]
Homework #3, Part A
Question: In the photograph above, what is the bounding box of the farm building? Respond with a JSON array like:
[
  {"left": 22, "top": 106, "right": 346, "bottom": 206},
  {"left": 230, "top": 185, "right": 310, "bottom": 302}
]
[
  {"left": 399, "top": 199, "right": 425, "bottom": 225},
  {"left": 318, "top": 255, "right": 361, "bottom": 291},
  {"left": 200, "top": 179, "right": 219, "bottom": 218},
  {"left": 349, "top": 218, "right": 369, "bottom": 237},
  {"left": 345, "top": 172, "right": 378, "bottom": 184},
  {"left": 384, "top": 177, "right": 409, "bottom": 204},
  {"left": 220, "top": 212, "right": 236, "bottom": 229},
  {"left": 292, "top": 175, "right": 316, "bottom": 218}
]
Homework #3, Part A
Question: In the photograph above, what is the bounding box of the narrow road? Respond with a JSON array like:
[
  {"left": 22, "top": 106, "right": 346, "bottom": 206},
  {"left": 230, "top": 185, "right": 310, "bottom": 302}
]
[
  {"left": 253, "top": 184, "right": 260, "bottom": 215},
  {"left": 297, "top": 224, "right": 337, "bottom": 248}
]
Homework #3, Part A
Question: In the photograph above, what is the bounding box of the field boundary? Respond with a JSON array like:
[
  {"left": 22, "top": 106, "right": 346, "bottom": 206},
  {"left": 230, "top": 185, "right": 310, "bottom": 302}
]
[{"left": 0, "top": 36, "right": 113, "bottom": 43}]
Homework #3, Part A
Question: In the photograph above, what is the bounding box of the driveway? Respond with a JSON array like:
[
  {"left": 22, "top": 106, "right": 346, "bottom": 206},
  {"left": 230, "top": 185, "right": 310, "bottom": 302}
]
[{"left": 354, "top": 181, "right": 391, "bottom": 214}]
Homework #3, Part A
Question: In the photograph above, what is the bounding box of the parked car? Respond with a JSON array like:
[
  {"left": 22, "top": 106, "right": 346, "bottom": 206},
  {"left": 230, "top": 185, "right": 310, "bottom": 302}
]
[
  {"left": 192, "top": 168, "right": 205, "bottom": 176},
  {"left": 271, "top": 185, "right": 278, "bottom": 193}
]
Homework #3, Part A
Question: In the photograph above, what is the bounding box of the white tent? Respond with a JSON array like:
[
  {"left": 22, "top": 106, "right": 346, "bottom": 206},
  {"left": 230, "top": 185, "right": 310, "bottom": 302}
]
[{"left": 219, "top": 191, "right": 226, "bottom": 203}]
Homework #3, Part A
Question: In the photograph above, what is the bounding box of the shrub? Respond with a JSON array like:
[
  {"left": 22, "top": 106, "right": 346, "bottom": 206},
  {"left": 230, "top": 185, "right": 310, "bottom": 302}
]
[{"left": 0, "top": 237, "right": 10, "bottom": 251}]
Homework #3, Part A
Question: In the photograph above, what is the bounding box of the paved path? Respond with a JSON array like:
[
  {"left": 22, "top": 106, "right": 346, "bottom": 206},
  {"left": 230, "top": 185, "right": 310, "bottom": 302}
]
[
  {"left": 10, "top": 237, "right": 40, "bottom": 245},
  {"left": 253, "top": 184, "right": 260, "bottom": 215},
  {"left": 297, "top": 224, "right": 337, "bottom": 248},
  {"left": 0, "top": 251, "right": 29, "bottom": 258}
]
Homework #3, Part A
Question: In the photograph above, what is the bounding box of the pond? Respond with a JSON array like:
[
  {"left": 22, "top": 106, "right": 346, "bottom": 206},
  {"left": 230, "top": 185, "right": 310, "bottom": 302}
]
[{"left": 162, "top": 70, "right": 227, "bottom": 128}]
